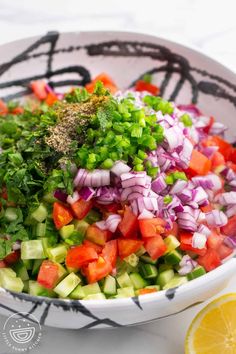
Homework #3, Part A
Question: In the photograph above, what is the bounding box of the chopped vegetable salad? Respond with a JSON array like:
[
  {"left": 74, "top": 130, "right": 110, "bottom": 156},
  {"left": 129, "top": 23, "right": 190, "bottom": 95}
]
[{"left": 0, "top": 73, "right": 236, "bottom": 300}]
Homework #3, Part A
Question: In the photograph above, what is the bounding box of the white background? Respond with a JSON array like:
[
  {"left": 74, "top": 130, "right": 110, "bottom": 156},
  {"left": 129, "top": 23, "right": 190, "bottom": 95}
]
[{"left": 0, "top": 1, "right": 236, "bottom": 353}]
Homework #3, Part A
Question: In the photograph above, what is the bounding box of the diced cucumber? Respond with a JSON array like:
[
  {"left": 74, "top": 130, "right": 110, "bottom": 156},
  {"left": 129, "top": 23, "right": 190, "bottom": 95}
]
[
  {"left": 103, "top": 275, "right": 117, "bottom": 295},
  {"left": 43, "top": 192, "right": 56, "bottom": 203},
  {"left": 164, "top": 235, "right": 180, "bottom": 254},
  {"left": 140, "top": 255, "right": 157, "bottom": 265},
  {"left": 59, "top": 224, "right": 75, "bottom": 240},
  {"left": 12, "top": 261, "right": 29, "bottom": 281},
  {"left": 40, "top": 237, "right": 50, "bottom": 255},
  {"left": 29, "top": 280, "right": 56, "bottom": 298},
  {"left": 84, "top": 210, "right": 101, "bottom": 224},
  {"left": 22, "top": 259, "right": 33, "bottom": 270},
  {"left": 145, "top": 285, "right": 160, "bottom": 291},
  {"left": 73, "top": 220, "right": 89, "bottom": 236},
  {"left": 23, "top": 280, "right": 29, "bottom": 292},
  {"left": 164, "top": 250, "right": 182, "bottom": 265},
  {"left": 116, "top": 259, "right": 138, "bottom": 276},
  {"left": 156, "top": 269, "right": 175, "bottom": 288},
  {"left": 32, "top": 259, "right": 43, "bottom": 276},
  {"left": 35, "top": 223, "right": 46, "bottom": 237},
  {"left": 31, "top": 204, "right": 48, "bottom": 223},
  {"left": 82, "top": 282, "right": 101, "bottom": 296},
  {"left": 130, "top": 273, "right": 148, "bottom": 290},
  {"left": 0, "top": 268, "right": 16, "bottom": 279},
  {"left": 135, "top": 245, "right": 147, "bottom": 257},
  {"left": 69, "top": 285, "right": 85, "bottom": 299},
  {"left": 159, "top": 264, "right": 172, "bottom": 273},
  {"left": 53, "top": 273, "right": 81, "bottom": 298},
  {"left": 124, "top": 253, "right": 139, "bottom": 267},
  {"left": 187, "top": 266, "right": 206, "bottom": 280},
  {"left": 47, "top": 244, "right": 67, "bottom": 263},
  {"left": 116, "top": 272, "right": 132, "bottom": 288},
  {"left": 117, "top": 287, "right": 135, "bottom": 297},
  {"left": 21, "top": 240, "right": 46, "bottom": 260},
  {"left": 0, "top": 271, "right": 24, "bottom": 292},
  {"left": 140, "top": 263, "right": 158, "bottom": 279},
  {"left": 84, "top": 293, "right": 106, "bottom": 300},
  {"left": 163, "top": 275, "right": 188, "bottom": 290},
  {"left": 4, "top": 207, "right": 18, "bottom": 221}
]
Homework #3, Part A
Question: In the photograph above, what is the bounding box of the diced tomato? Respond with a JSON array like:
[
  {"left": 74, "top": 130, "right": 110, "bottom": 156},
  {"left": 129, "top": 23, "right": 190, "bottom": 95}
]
[
  {"left": 12, "top": 106, "right": 24, "bottom": 115},
  {"left": 85, "top": 73, "right": 118, "bottom": 94},
  {"left": 83, "top": 240, "right": 103, "bottom": 254},
  {"left": 37, "top": 260, "right": 62, "bottom": 289},
  {"left": 86, "top": 256, "right": 112, "bottom": 284},
  {"left": 164, "top": 222, "right": 178, "bottom": 237},
  {"left": 53, "top": 202, "right": 73, "bottom": 230},
  {"left": 102, "top": 240, "right": 117, "bottom": 268},
  {"left": 0, "top": 99, "right": 8, "bottom": 115},
  {"left": 179, "top": 232, "right": 207, "bottom": 256},
  {"left": 144, "top": 235, "right": 167, "bottom": 260},
  {"left": 4, "top": 250, "right": 20, "bottom": 265},
  {"left": 227, "top": 161, "right": 236, "bottom": 173},
  {"left": 200, "top": 204, "right": 213, "bottom": 213},
  {"left": 189, "top": 150, "right": 211, "bottom": 176},
  {"left": 45, "top": 92, "right": 58, "bottom": 106},
  {"left": 135, "top": 80, "right": 160, "bottom": 96},
  {"left": 65, "top": 245, "right": 98, "bottom": 269},
  {"left": 137, "top": 288, "right": 158, "bottom": 295},
  {"left": 207, "top": 231, "right": 224, "bottom": 249},
  {"left": 198, "top": 249, "right": 221, "bottom": 271},
  {"left": 118, "top": 239, "right": 143, "bottom": 259},
  {"left": 202, "top": 136, "right": 233, "bottom": 161},
  {"left": 31, "top": 80, "right": 48, "bottom": 100},
  {"left": 71, "top": 198, "right": 93, "bottom": 220},
  {"left": 118, "top": 206, "right": 138, "bottom": 238},
  {"left": 86, "top": 224, "right": 112, "bottom": 246},
  {"left": 139, "top": 218, "right": 166, "bottom": 238},
  {"left": 0, "top": 260, "right": 6, "bottom": 268},
  {"left": 229, "top": 148, "right": 236, "bottom": 164},
  {"left": 211, "top": 151, "right": 225, "bottom": 170},
  {"left": 221, "top": 215, "right": 236, "bottom": 236},
  {"left": 96, "top": 202, "right": 121, "bottom": 214}
]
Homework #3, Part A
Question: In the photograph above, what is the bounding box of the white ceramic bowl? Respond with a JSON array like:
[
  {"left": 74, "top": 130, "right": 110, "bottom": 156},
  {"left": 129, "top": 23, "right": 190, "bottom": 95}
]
[{"left": 0, "top": 31, "right": 236, "bottom": 329}]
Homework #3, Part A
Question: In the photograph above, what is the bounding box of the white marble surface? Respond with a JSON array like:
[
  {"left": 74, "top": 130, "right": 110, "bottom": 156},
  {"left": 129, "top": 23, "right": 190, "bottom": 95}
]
[{"left": 0, "top": 1, "right": 236, "bottom": 353}]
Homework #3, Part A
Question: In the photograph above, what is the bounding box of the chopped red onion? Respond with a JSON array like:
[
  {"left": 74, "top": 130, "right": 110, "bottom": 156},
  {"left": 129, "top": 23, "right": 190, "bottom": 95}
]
[
  {"left": 79, "top": 187, "right": 95, "bottom": 201},
  {"left": 170, "top": 180, "right": 188, "bottom": 195},
  {"left": 209, "top": 122, "right": 226, "bottom": 136},
  {"left": 74, "top": 169, "right": 110, "bottom": 187},
  {"left": 201, "top": 146, "right": 218, "bottom": 159},
  {"left": 121, "top": 172, "right": 147, "bottom": 188},
  {"left": 111, "top": 161, "right": 131, "bottom": 176},
  {"left": 218, "top": 192, "right": 236, "bottom": 206},
  {"left": 205, "top": 210, "right": 228, "bottom": 227},
  {"left": 96, "top": 220, "right": 107, "bottom": 230},
  {"left": 105, "top": 214, "right": 122, "bottom": 233},
  {"left": 177, "top": 104, "right": 201, "bottom": 117},
  {"left": 178, "top": 255, "right": 197, "bottom": 275},
  {"left": 197, "top": 224, "right": 211, "bottom": 236},
  {"left": 193, "top": 187, "right": 209, "bottom": 205},
  {"left": 224, "top": 236, "right": 236, "bottom": 249},
  {"left": 225, "top": 205, "right": 236, "bottom": 218},
  {"left": 54, "top": 189, "right": 68, "bottom": 203},
  {"left": 192, "top": 232, "right": 207, "bottom": 249},
  {"left": 138, "top": 209, "right": 154, "bottom": 220},
  {"left": 67, "top": 190, "right": 80, "bottom": 205},
  {"left": 151, "top": 174, "right": 167, "bottom": 194},
  {"left": 178, "top": 138, "right": 193, "bottom": 168}
]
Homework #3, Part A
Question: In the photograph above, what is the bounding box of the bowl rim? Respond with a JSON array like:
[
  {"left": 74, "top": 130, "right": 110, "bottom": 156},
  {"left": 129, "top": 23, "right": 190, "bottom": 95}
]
[{"left": 1, "top": 30, "right": 236, "bottom": 308}]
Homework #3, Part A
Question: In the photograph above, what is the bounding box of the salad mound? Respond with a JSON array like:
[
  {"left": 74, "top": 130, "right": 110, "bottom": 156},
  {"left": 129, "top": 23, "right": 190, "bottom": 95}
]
[{"left": 0, "top": 73, "right": 236, "bottom": 300}]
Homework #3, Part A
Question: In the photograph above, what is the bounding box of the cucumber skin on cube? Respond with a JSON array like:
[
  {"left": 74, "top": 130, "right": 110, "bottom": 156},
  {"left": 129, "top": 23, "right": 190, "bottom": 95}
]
[
  {"left": 84, "top": 293, "right": 106, "bottom": 300},
  {"left": 117, "top": 287, "right": 135, "bottom": 298},
  {"left": 164, "top": 250, "right": 182, "bottom": 265},
  {"left": 187, "top": 266, "right": 206, "bottom": 280},
  {"left": 73, "top": 220, "right": 89, "bottom": 236},
  {"left": 12, "top": 261, "right": 29, "bottom": 281},
  {"left": 135, "top": 246, "right": 146, "bottom": 257},
  {"left": 35, "top": 223, "right": 46, "bottom": 237},
  {"left": 59, "top": 225, "right": 75, "bottom": 240},
  {"left": 103, "top": 275, "right": 117, "bottom": 295},
  {"left": 29, "top": 280, "right": 56, "bottom": 298},
  {"left": 47, "top": 244, "right": 67, "bottom": 263},
  {"left": 31, "top": 204, "right": 48, "bottom": 223},
  {"left": 32, "top": 259, "right": 44, "bottom": 276},
  {"left": 116, "top": 272, "right": 133, "bottom": 288},
  {"left": 23, "top": 259, "right": 33, "bottom": 270},
  {"left": 163, "top": 276, "right": 188, "bottom": 290},
  {"left": 21, "top": 240, "right": 46, "bottom": 260},
  {"left": 164, "top": 235, "right": 180, "bottom": 254},
  {"left": 140, "top": 263, "right": 158, "bottom": 279},
  {"left": 53, "top": 272, "right": 81, "bottom": 298},
  {"left": 156, "top": 269, "right": 175, "bottom": 288},
  {"left": 130, "top": 273, "right": 148, "bottom": 290}
]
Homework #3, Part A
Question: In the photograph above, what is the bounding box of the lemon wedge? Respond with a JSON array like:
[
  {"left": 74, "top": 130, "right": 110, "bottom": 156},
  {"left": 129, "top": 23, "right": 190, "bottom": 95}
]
[{"left": 185, "top": 293, "right": 236, "bottom": 354}]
